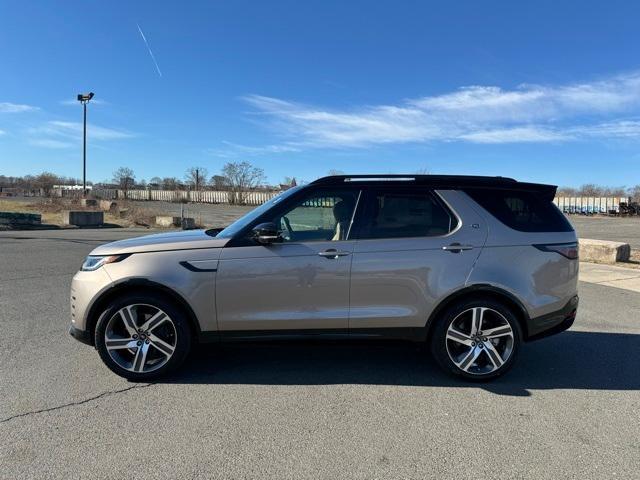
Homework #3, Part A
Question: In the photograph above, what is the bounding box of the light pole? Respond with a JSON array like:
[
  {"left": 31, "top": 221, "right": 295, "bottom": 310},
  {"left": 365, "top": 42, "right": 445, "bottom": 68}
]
[{"left": 77, "top": 92, "right": 94, "bottom": 196}]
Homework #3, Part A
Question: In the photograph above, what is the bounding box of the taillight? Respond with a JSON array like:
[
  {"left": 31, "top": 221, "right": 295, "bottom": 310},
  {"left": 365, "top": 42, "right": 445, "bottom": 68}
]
[{"left": 533, "top": 242, "right": 579, "bottom": 260}]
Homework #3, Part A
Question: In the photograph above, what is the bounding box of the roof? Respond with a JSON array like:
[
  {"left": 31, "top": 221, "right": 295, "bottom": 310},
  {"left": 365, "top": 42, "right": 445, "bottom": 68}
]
[{"left": 310, "top": 174, "right": 557, "bottom": 199}]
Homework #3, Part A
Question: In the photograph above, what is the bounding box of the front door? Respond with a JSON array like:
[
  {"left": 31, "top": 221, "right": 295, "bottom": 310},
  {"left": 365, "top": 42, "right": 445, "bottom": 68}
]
[{"left": 216, "top": 187, "right": 361, "bottom": 331}]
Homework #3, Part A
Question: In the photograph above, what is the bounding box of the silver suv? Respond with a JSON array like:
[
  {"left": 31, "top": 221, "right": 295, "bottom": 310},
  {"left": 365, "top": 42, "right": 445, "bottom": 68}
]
[{"left": 69, "top": 175, "right": 579, "bottom": 381}]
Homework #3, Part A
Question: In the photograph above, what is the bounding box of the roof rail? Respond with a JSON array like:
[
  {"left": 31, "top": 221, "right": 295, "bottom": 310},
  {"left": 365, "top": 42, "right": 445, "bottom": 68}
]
[{"left": 310, "top": 174, "right": 519, "bottom": 186}]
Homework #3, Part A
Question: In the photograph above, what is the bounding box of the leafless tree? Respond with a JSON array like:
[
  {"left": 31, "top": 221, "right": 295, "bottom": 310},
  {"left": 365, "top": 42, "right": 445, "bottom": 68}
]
[
  {"left": 162, "top": 177, "right": 181, "bottom": 190},
  {"left": 33, "top": 172, "right": 60, "bottom": 197},
  {"left": 184, "top": 167, "right": 209, "bottom": 191},
  {"left": 577, "top": 184, "right": 603, "bottom": 196},
  {"left": 113, "top": 167, "right": 136, "bottom": 199},
  {"left": 629, "top": 185, "right": 640, "bottom": 202},
  {"left": 149, "top": 177, "right": 162, "bottom": 188},
  {"left": 221, "top": 161, "right": 266, "bottom": 204},
  {"left": 556, "top": 186, "right": 577, "bottom": 197},
  {"left": 210, "top": 175, "right": 228, "bottom": 190}
]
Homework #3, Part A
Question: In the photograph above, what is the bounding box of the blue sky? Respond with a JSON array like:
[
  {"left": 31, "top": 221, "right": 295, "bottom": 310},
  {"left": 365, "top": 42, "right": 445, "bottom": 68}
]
[{"left": 1, "top": 0, "right": 640, "bottom": 187}]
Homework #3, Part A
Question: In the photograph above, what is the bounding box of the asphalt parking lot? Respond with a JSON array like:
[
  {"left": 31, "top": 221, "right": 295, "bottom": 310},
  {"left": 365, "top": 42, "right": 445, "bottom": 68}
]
[{"left": 1, "top": 229, "right": 639, "bottom": 479}]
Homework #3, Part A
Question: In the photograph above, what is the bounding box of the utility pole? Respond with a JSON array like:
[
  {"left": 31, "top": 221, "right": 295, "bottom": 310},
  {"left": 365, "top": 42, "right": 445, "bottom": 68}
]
[{"left": 76, "top": 92, "right": 94, "bottom": 197}]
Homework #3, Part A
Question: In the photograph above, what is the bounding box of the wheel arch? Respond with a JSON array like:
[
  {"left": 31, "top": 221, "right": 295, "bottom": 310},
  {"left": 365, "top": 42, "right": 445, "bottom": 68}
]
[
  {"left": 425, "top": 284, "right": 531, "bottom": 340},
  {"left": 84, "top": 278, "right": 202, "bottom": 346}
]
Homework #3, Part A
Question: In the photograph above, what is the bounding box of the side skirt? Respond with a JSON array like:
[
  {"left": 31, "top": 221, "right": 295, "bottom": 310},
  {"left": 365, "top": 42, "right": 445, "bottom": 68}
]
[{"left": 198, "top": 327, "right": 427, "bottom": 344}]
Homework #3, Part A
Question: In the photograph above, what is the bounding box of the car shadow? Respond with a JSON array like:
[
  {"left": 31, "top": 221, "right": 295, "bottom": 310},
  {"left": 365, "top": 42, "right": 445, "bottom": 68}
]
[{"left": 162, "top": 331, "right": 640, "bottom": 396}]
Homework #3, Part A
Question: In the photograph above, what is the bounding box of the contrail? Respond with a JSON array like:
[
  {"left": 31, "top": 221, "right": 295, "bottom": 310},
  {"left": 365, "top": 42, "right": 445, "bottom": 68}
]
[{"left": 137, "top": 23, "right": 162, "bottom": 77}]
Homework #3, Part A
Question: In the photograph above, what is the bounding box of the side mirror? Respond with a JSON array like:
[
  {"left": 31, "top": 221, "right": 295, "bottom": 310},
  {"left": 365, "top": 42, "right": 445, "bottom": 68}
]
[{"left": 252, "top": 222, "right": 282, "bottom": 245}]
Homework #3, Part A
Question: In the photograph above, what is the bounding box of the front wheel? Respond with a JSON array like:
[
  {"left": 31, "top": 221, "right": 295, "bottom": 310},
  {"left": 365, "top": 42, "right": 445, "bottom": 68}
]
[
  {"left": 94, "top": 293, "right": 192, "bottom": 381},
  {"left": 430, "top": 299, "right": 522, "bottom": 381}
]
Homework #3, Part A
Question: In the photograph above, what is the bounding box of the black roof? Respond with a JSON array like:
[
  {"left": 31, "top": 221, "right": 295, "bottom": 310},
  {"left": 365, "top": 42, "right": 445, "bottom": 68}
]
[{"left": 310, "top": 174, "right": 557, "bottom": 198}]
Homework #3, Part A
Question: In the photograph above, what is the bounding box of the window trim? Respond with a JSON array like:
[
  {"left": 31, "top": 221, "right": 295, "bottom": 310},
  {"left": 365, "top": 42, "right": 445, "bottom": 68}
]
[
  {"left": 225, "top": 185, "right": 364, "bottom": 247},
  {"left": 352, "top": 186, "right": 460, "bottom": 241}
]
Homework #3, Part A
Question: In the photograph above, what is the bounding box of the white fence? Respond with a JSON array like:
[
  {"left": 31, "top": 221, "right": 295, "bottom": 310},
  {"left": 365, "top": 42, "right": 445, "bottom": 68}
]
[
  {"left": 554, "top": 197, "right": 630, "bottom": 214},
  {"left": 86, "top": 188, "right": 281, "bottom": 206},
  {"left": 49, "top": 188, "right": 634, "bottom": 213}
]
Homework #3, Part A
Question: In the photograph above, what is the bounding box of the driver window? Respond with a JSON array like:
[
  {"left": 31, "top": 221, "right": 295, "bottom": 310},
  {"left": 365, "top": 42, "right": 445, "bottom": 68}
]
[{"left": 274, "top": 189, "right": 359, "bottom": 242}]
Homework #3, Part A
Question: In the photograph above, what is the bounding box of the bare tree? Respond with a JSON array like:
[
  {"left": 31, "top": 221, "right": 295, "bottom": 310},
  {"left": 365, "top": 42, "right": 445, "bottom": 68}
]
[
  {"left": 602, "top": 186, "right": 627, "bottom": 197},
  {"left": 556, "top": 186, "right": 577, "bottom": 197},
  {"left": 149, "top": 177, "right": 162, "bottom": 188},
  {"left": 162, "top": 177, "right": 181, "bottom": 190},
  {"left": 221, "top": 161, "right": 266, "bottom": 204},
  {"left": 184, "top": 167, "right": 209, "bottom": 191},
  {"left": 629, "top": 185, "right": 640, "bottom": 202},
  {"left": 210, "top": 175, "right": 228, "bottom": 190},
  {"left": 33, "top": 172, "right": 60, "bottom": 197},
  {"left": 113, "top": 167, "right": 136, "bottom": 199},
  {"left": 577, "top": 184, "right": 603, "bottom": 196}
]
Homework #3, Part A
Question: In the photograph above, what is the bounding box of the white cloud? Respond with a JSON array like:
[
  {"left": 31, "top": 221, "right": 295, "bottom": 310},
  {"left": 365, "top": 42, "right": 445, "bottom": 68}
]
[
  {"left": 59, "top": 98, "right": 108, "bottom": 106},
  {"left": 242, "top": 71, "right": 640, "bottom": 148},
  {"left": 208, "top": 141, "right": 300, "bottom": 158},
  {"left": 459, "top": 127, "right": 569, "bottom": 144},
  {"left": 0, "top": 102, "right": 38, "bottom": 113},
  {"left": 26, "top": 120, "right": 134, "bottom": 148},
  {"left": 29, "top": 138, "right": 74, "bottom": 149},
  {"left": 30, "top": 121, "right": 134, "bottom": 142}
]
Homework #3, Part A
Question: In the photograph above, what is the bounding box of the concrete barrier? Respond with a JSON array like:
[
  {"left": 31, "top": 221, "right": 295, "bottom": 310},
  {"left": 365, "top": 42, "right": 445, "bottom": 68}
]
[
  {"left": 99, "top": 200, "right": 117, "bottom": 211},
  {"left": 155, "top": 215, "right": 196, "bottom": 229},
  {"left": 62, "top": 211, "right": 104, "bottom": 227},
  {"left": 80, "top": 199, "right": 98, "bottom": 207},
  {"left": 579, "top": 238, "right": 631, "bottom": 264},
  {"left": 0, "top": 212, "right": 42, "bottom": 226}
]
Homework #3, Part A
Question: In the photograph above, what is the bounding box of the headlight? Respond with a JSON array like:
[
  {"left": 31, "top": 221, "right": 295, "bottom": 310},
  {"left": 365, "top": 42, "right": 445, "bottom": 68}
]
[{"left": 81, "top": 254, "right": 129, "bottom": 271}]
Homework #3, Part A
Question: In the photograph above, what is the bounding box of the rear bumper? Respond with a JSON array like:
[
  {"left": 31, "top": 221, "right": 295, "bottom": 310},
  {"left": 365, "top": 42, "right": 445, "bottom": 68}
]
[
  {"left": 69, "top": 325, "right": 92, "bottom": 346},
  {"left": 526, "top": 295, "right": 578, "bottom": 341}
]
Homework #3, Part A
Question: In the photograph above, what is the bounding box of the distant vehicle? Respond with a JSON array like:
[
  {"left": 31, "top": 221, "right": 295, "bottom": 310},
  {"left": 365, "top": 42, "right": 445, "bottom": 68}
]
[{"left": 69, "top": 175, "right": 579, "bottom": 381}]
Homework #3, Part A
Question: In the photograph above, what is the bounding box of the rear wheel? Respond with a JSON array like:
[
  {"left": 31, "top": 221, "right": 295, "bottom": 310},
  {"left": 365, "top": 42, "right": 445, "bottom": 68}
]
[
  {"left": 430, "top": 299, "right": 522, "bottom": 380},
  {"left": 94, "top": 293, "right": 192, "bottom": 381}
]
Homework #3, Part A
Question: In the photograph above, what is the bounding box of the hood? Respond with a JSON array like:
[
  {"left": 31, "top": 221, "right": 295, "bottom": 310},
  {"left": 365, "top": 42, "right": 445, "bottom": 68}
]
[{"left": 90, "top": 229, "right": 229, "bottom": 255}]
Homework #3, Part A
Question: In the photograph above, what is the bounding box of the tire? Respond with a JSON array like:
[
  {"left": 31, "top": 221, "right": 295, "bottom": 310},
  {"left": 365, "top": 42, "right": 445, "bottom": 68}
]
[
  {"left": 94, "top": 292, "right": 192, "bottom": 381},
  {"left": 430, "top": 298, "right": 522, "bottom": 381}
]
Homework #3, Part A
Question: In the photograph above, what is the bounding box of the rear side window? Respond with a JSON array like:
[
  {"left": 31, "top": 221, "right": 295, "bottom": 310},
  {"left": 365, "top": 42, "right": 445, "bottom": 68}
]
[
  {"left": 465, "top": 189, "right": 573, "bottom": 232},
  {"left": 357, "top": 188, "right": 457, "bottom": 239}
]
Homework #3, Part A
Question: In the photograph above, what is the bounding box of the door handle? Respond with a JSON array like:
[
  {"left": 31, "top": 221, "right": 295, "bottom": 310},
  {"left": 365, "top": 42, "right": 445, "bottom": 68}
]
[
  {"left": 442, "top": 243, "right": 474, "bottom": 253},
  {"left": 318, "top": 248, "right": 350, "bottom": 259}
]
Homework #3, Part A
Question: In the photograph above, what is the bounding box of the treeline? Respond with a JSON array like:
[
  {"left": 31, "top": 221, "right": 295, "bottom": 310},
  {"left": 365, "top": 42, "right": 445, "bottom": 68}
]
[
  {"left": 557, "top": 184, "right": 640, "bottom": 199},
  {"left": 1, "top": 161, "right": 295, "bottom": 195}
]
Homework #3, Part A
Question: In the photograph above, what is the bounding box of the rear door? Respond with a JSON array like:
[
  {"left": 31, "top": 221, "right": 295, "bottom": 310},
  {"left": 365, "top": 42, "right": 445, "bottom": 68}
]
[{"left": 349, "top": 187, "right": 487, "bottom": 330}]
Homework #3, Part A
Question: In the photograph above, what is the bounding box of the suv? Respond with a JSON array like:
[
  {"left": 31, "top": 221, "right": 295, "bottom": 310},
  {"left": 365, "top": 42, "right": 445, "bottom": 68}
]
[{"left": 69, "top": 175, "right": 579, "bottom": 381}]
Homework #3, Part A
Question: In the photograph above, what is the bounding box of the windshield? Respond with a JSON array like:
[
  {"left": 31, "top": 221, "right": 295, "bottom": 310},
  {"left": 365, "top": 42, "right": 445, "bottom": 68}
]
[{"left": 210, "top": 186, "right": 303, "bottom": 238}]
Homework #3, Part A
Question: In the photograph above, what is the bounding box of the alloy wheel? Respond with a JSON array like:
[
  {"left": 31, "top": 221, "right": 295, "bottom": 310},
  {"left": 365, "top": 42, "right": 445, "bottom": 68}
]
[
  {"left": 104, "top": 304, "right": 177, "bottom": 373},
  {"left": 445, "top": 306, "right": 515, "bottom": 375}
]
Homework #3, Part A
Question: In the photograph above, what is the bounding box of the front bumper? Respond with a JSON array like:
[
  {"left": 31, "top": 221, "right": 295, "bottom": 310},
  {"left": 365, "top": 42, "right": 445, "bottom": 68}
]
[
  {"left": 69, "top": 325, "right": 92, "bottom": 346},
  {"left": 526, "top": 295, "right": 579, "bottom": 341}
]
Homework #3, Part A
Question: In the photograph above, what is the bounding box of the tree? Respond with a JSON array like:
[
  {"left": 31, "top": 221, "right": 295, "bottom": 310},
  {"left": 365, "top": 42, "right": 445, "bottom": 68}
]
[
  {"left": 628, "top": 185, "right": 640, "bottom": 202},
  {"left": 162, "top": 177, "right": 181, "bottom": 190},
  {"left": 33, "top": 172, "right": 60, "bottom": 197},
  {"left": 556, "top": 186, "right": 577, "bottom": 197},
  {"left": 149, "top": 177, "right": 162, "bottom": 188},
  {"left": 221, "top": 161, "right": 266, "bottom": 204},
  {"left": 184, "top": 166, "right": 209, "bottom": 191},
  {"left": 327, "top": 169, "right": 345, "bottom": 176},
  {"left": 112, "top": 167, "right": 135, "bottom": 199},
  {"left": 578, "top": 184, "right": 602, "bottom": 196},
  {"left": 210, "top": 175, "right": 228, "bottom": 190}
]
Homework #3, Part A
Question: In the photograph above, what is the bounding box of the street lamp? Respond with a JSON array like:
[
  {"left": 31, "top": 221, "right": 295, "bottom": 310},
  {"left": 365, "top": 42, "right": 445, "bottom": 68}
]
[{"left": 77, "top": 92, "right": 94, "bottom": 196}]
